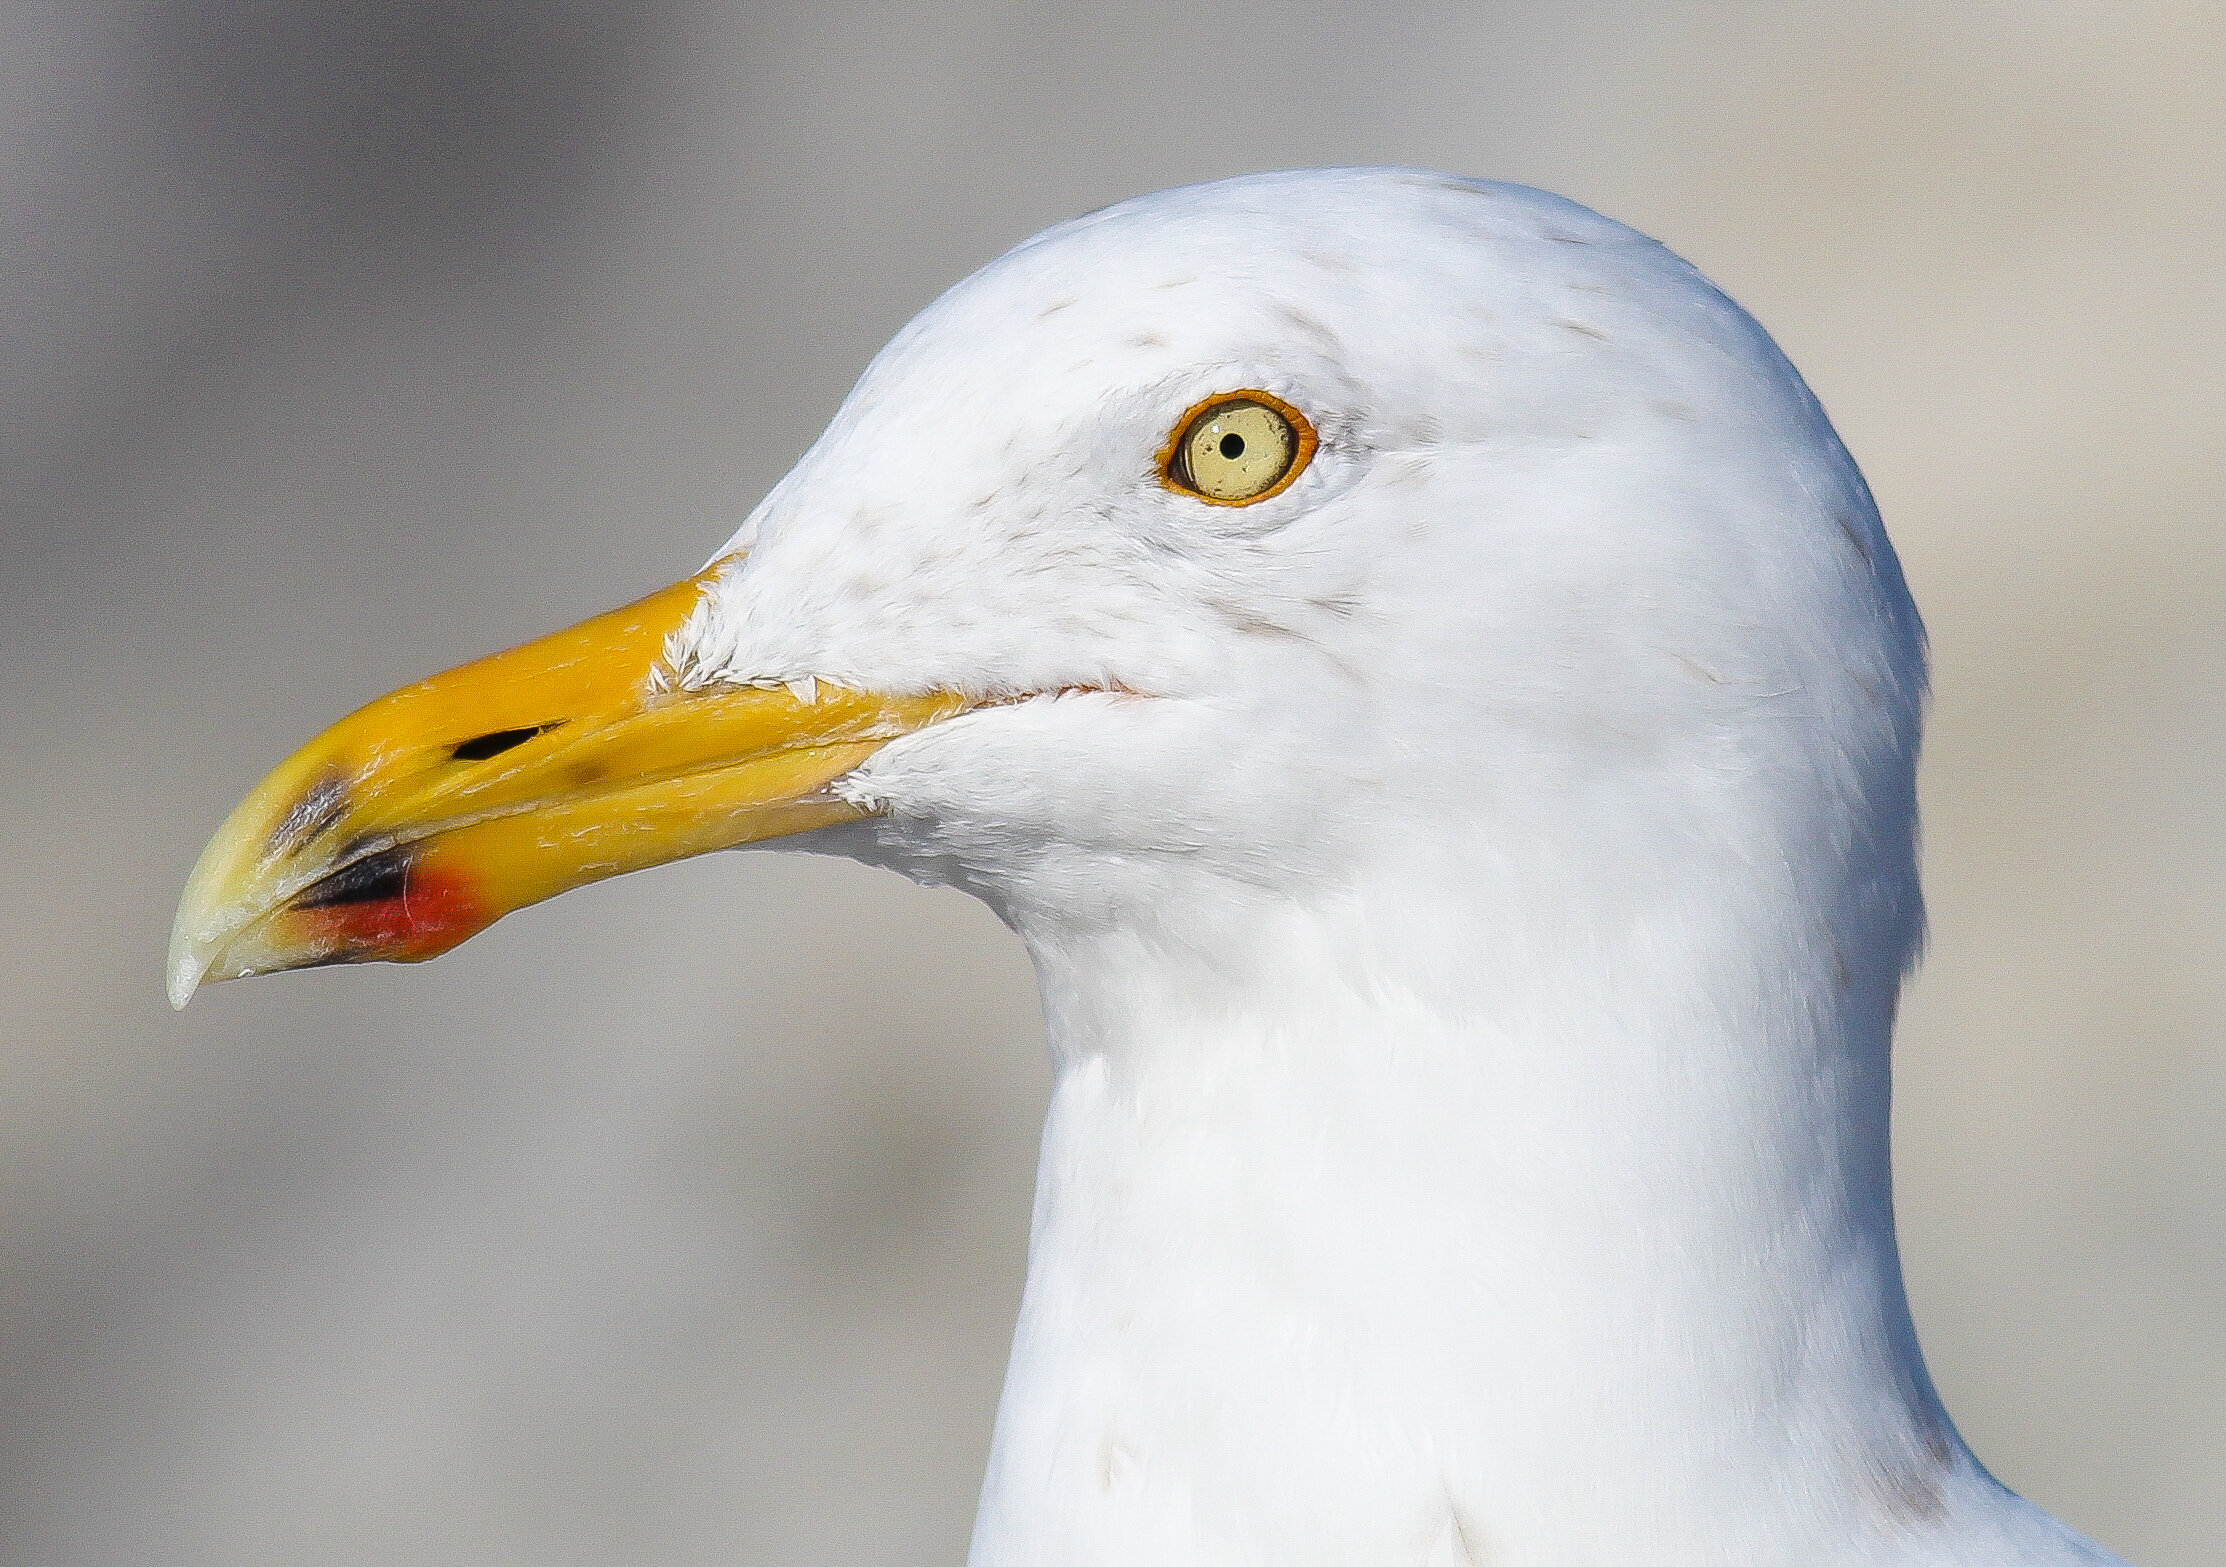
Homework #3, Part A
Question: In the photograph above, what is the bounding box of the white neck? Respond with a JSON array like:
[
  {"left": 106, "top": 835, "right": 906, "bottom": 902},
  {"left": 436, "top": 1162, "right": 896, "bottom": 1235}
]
[{"left": 964, "top": 838, "right": 2092, "bottom": 1566}]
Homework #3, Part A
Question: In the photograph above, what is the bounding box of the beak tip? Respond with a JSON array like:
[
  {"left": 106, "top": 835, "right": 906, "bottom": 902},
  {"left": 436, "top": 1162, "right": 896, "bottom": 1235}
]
[
  {"left": 166, "top": 946, "right": 204, "bottom": 1011},
  {"left": 166, "top": 905, "right": 216, "bottom": 1010}
]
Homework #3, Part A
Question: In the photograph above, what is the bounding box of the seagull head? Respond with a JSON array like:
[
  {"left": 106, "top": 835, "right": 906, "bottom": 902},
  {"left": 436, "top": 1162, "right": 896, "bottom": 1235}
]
[{"left": 170, "top": 169, "right": 1925, "bottom": 1009}]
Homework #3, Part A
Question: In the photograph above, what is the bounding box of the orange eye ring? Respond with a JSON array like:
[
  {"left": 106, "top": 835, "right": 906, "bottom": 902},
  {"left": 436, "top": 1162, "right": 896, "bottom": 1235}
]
[{"left": 1159, "top": 389, "right": 1319, "bottom": 506}]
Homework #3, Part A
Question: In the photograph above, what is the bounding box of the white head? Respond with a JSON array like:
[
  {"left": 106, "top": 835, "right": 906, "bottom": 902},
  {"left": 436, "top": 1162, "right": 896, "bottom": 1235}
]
[
  {"left": 173, "top": 165, "right": 1925, "bottom": 1041},
  {"left": 176, "top": 171, "right": 2107, "bottom": 1565},
  {"left": 667, "top": 169, "right": 1925, "bottom": 1021}
]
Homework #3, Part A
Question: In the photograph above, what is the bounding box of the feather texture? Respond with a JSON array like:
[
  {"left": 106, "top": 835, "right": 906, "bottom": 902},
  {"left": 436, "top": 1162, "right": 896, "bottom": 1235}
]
[{"left": 674, "top": 170, "right": 2123, "bottom": 1566}]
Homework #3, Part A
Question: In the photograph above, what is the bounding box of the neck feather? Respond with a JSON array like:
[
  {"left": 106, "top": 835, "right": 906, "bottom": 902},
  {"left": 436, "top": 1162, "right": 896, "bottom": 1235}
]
[{"left": 965, "top": 835, "right": 2040, "bottom": 1566}]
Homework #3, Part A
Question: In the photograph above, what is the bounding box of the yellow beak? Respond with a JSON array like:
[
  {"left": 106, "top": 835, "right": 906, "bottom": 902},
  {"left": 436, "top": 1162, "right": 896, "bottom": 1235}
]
[{"left": 167, "top": 567, "right": 965, "bottom": 1008}]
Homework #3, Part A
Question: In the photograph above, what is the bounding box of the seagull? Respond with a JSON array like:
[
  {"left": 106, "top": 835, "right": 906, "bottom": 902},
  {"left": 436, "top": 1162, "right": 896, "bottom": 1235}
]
[{"left": 169, "top": 169, "right": 2129, "bottom": 1565}]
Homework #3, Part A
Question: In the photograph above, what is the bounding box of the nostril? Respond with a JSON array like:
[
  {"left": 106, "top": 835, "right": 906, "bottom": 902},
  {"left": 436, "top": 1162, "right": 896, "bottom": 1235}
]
[{"left": 451, "top": 725, "right": 553, "bottom": 761}]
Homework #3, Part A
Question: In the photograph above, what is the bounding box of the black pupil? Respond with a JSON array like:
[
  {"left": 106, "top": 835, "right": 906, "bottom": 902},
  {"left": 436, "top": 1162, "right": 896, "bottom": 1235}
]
[{"left": 1218, "top": 432, "right": 1246, "bottom": 459}]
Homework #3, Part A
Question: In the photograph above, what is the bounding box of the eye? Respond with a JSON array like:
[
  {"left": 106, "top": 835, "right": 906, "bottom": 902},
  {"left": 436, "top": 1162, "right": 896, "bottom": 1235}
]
[{"left": 1162, "top": 391, "right": 1317, "bottom": 505}]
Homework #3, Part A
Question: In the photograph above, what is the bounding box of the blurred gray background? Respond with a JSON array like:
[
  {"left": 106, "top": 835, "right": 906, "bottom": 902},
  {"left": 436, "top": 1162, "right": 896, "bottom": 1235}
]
[{"left": 2, "top": 2, "right": 2219, "bottom": 1563}]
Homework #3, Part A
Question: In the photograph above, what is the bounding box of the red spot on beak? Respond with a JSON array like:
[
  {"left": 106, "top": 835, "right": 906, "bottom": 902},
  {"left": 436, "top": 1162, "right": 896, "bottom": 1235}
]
[{"left": 299, "top": 860, "right": 494, "bottom": 963}]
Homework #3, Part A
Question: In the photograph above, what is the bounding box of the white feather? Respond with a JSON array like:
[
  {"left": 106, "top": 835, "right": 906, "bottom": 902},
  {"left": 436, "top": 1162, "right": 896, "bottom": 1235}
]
[{"left": 679, "top": 170, "right": 2125, "bottom": 1566}]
